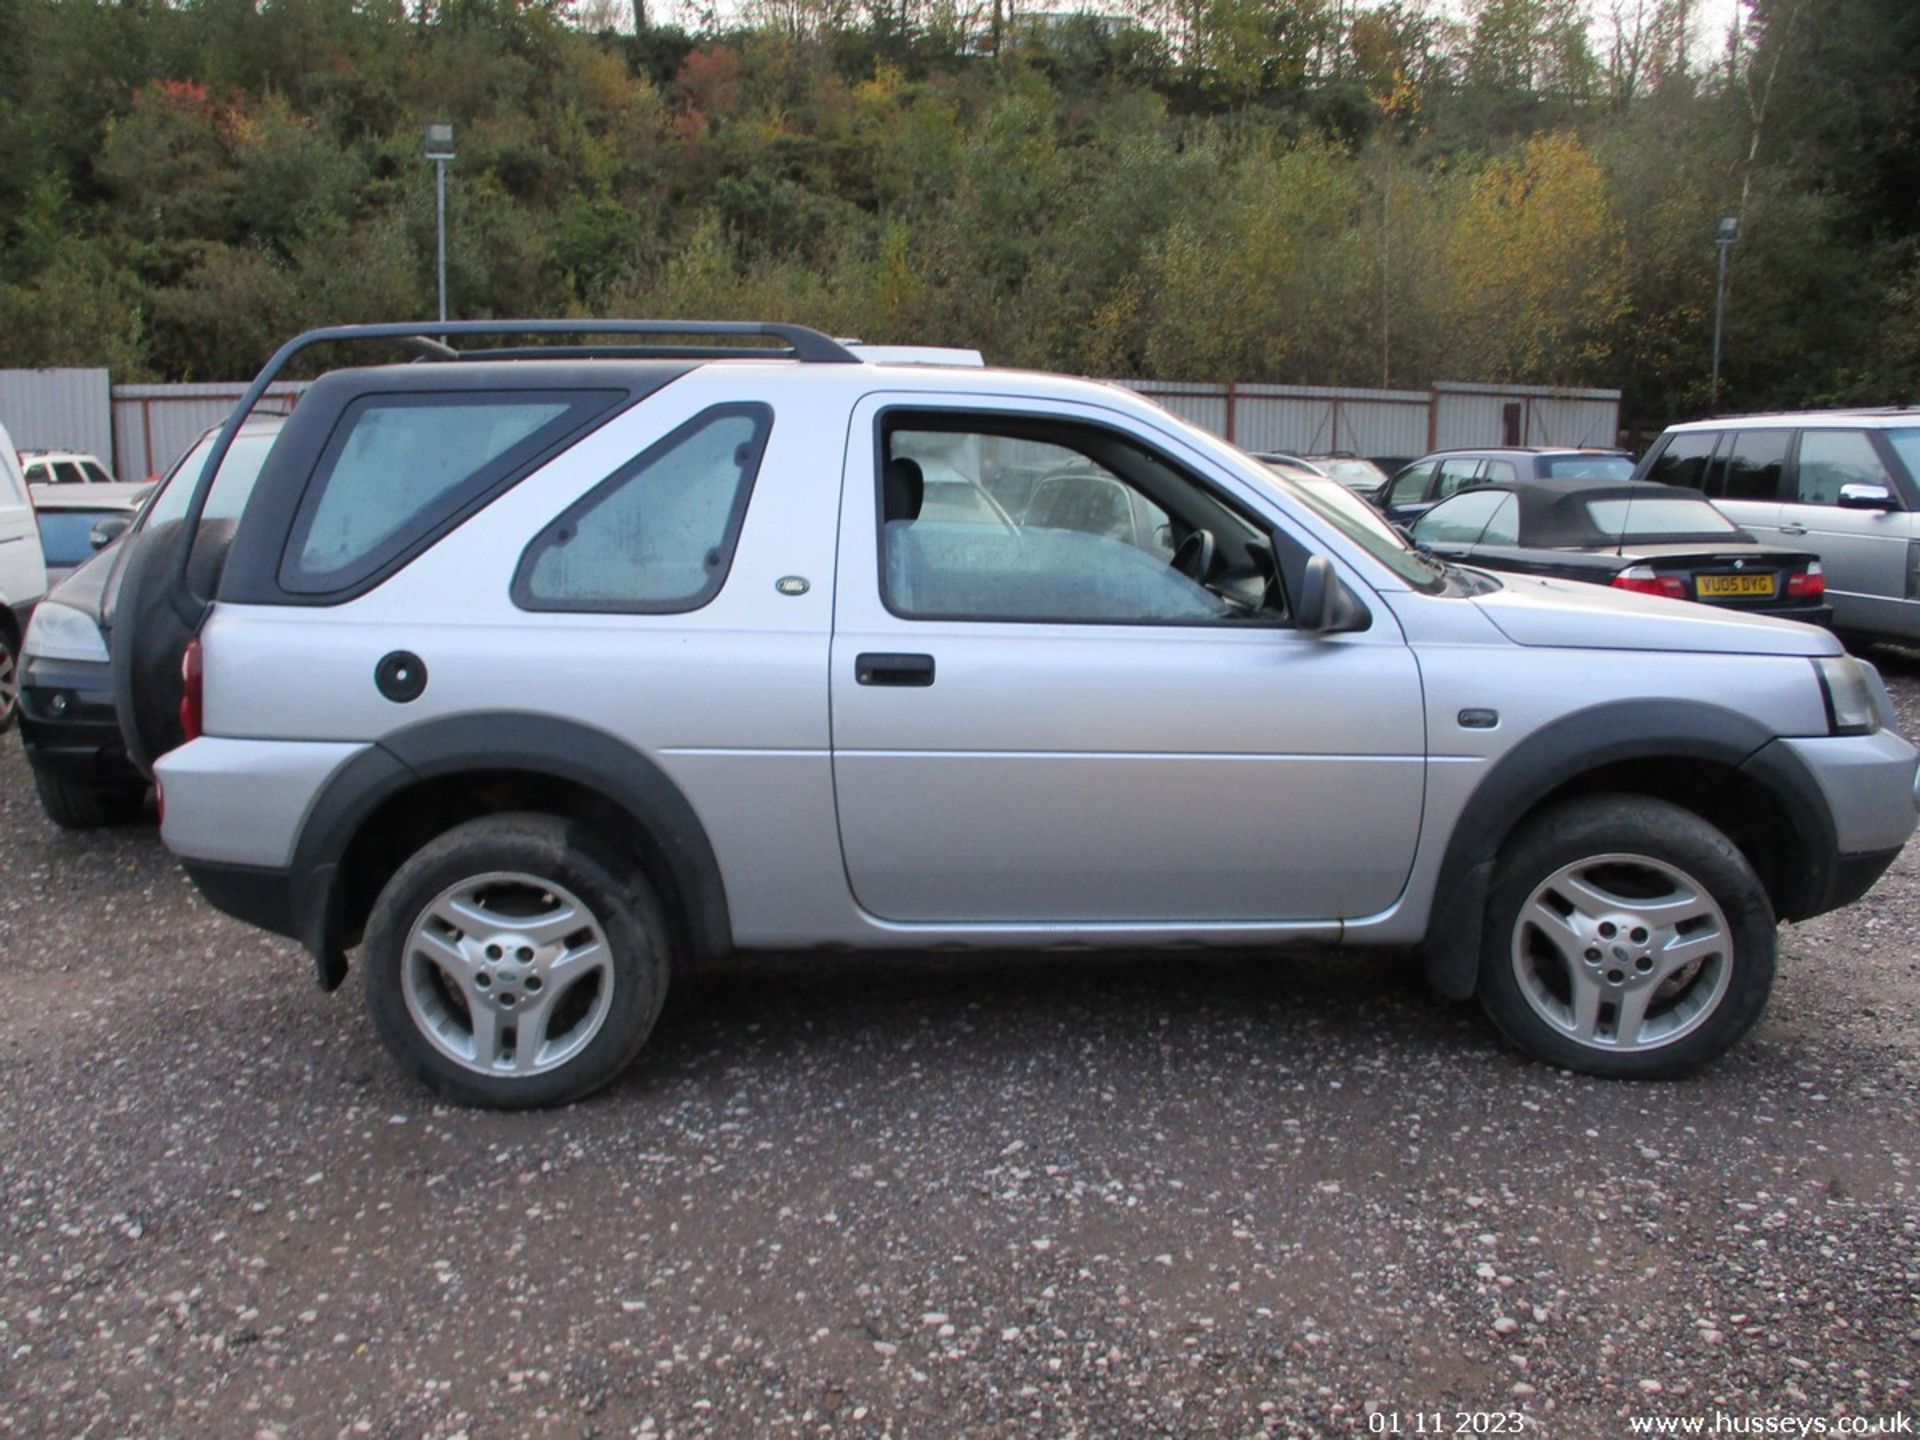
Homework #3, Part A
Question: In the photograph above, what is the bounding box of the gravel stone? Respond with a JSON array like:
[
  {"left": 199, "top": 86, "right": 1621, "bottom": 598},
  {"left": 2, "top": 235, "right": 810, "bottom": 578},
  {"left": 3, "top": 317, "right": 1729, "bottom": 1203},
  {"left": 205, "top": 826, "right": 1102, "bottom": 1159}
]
[{"left": 3, "top": 647, "right": 1919, "bottom": 1433}]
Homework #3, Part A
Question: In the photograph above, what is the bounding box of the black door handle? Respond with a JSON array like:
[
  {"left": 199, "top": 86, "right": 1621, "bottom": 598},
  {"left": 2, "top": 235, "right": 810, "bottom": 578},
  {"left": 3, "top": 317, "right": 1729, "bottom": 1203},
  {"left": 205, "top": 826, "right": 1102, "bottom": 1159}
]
[{"left": 856, "top": 652, "right": 935, "bottom": 687}]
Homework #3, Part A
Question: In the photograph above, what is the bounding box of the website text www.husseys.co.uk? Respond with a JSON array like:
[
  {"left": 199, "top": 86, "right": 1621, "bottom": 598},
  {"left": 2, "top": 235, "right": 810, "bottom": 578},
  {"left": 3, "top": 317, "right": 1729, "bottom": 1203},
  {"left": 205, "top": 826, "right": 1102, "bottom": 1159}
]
[{"left": 1627, "top": 1414, "right": 1914, "bottom": 1436}]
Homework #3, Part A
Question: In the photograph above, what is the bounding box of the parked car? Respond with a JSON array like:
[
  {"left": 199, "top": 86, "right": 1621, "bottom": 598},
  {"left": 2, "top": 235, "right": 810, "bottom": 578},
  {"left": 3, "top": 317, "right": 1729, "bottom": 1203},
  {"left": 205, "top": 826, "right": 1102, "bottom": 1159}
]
[
  {"left": 0, "top": 419, "right": 48, "bottom": 732},
  {"left": 1376, "top": 447, "right": 1636, "bottom": 524},
  {"left": 120, "top": 319, "right": 1915, "bottom": 1108},
  {"left": 1301, "top": 453, "right": 1391, "bottom": 495},
  {"left": 30, "top": 483, "right": 153, "bottom": 585},
  {"left": 1408, "top": 480, "right": 1831, "bottom": 626},
  {"left": 1635, "top": 410, "right": 1920, "bottom": 646},
  {"left": 21, "top": 449, "right": 115, "bottom": 487},
  {"left": 17, "top": 415, "right": 284, "bottom": 827}
]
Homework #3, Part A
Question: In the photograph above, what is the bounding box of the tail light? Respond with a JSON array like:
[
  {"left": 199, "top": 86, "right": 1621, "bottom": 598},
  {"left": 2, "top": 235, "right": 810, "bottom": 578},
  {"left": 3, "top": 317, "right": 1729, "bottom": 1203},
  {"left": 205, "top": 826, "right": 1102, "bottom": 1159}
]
[
  {"left": 1786, "top": 561, "right": 1825, "bottom": 599},
  {"left": 180, "top": 639, "right": 203, "bottom": 744},
  {"left": 1611, "top": 565, "right": 1687, "bottom": 600}
]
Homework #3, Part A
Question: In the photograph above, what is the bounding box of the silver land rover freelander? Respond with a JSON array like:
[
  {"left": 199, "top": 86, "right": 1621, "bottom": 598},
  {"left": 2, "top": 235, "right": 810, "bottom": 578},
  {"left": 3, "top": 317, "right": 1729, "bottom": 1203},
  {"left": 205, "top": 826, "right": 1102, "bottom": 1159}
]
[{"left": 112, "top": 321, "right": 1919, "bottom": 1108}]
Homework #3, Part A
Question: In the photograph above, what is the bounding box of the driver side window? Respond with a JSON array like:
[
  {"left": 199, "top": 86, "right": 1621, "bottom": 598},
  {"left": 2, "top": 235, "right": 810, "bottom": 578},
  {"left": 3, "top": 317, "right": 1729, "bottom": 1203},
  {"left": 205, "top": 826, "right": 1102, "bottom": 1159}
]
[{"left": 880, "top": 417, "right": 1278, "bottom": 626}]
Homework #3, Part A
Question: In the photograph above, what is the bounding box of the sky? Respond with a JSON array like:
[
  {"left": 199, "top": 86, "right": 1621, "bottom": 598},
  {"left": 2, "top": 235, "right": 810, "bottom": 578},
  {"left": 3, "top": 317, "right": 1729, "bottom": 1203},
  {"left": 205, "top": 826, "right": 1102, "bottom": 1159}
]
[{"left": 644, "top": 0, "right": 1755, "bottom": 65}]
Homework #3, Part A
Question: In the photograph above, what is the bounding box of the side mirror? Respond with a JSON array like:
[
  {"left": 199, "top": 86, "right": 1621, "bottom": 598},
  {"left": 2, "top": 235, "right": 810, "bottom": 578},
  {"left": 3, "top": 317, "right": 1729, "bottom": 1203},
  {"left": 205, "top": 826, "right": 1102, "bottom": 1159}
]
[
  {"left": 1837, "top": 482, "right": 1899, "bottom": 512},
  {"left": 90, "top": 516, "right": 132, "bottom": 549},
  {"left": 1296, "top": 555, "right": 1371, "bottom": 634}
]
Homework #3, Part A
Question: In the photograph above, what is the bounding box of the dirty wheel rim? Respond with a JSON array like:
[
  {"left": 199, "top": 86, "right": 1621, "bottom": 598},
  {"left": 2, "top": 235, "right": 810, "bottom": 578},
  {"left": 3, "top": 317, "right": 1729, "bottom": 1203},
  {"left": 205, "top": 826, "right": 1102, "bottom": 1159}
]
[
  {"left": 1510, "top": 851, "right": 1734, "bottom": 1054},
  {"left": 402, "top": 870, "right": 614, "bottom": 1079}
]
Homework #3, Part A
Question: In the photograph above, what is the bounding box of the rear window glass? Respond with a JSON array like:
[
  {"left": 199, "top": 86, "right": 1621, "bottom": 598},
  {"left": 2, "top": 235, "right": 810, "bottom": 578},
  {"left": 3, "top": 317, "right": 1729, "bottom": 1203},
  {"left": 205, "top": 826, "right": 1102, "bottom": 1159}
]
[
  {"left": 144, "top": 429, "right": 283, "bottom": 529},
  {"left": 284, "top": 392, "right": 610, "bottom": 593},
  {"left": 1645, "top": 433, "right": 1717, "bottom": 492},
  {"left": 1716, "top": 430, "right": 1789, "bottom": 501},
  {"left": 1585, "top": 496, "right": 1740, "bottom": 538},
  {"left": 1542, "top": 455, "right": 1634, "bottom": 480}
]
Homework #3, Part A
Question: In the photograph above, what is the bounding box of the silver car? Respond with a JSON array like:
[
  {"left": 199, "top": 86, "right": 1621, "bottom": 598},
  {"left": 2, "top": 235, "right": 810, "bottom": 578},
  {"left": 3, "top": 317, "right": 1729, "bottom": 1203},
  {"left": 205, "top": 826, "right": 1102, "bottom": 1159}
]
[
  {"left": 114, "top": 321, "right": 1919, "bottom": 1108},
  {"left": 1638, "top": 410, "right": 1920, "bottom": 644}
]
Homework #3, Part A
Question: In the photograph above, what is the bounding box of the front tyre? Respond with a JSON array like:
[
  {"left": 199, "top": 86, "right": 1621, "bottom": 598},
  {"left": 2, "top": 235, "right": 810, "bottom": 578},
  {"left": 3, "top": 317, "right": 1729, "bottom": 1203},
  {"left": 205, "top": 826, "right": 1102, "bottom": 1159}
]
[
  {"left": 363, "top": 813, "right": 671, "bottom": 1108},
  {"left": 1477, "top": 795, "right": 1776, "bottom": 1079}
]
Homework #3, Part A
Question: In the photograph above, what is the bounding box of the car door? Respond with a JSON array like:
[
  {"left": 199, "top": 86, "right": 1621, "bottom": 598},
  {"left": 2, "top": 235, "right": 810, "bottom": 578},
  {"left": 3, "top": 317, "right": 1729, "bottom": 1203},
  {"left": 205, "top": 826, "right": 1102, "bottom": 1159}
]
[
  {"left": 1781, "top": 427, "right": 1916, "bottom": 638},
  {"left": 1705, "top": 429, "right": 1788, "bottom": 543},
  {"left": 0, "top": 423, "right": 48, "bottom": 607},
  {"left": 829, "top": 392, "right": 1427, "bottom": 926}
]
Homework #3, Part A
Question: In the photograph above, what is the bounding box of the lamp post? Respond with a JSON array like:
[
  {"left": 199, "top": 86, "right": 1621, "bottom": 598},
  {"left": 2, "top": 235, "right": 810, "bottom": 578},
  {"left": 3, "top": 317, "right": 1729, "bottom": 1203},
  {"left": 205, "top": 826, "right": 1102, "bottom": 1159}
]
[
  {"left": 1710, "top": 214, "right": 1739, "bottom": 407},
  {"left": 423, "top": 122, "right": 456, "bottom": 325}
]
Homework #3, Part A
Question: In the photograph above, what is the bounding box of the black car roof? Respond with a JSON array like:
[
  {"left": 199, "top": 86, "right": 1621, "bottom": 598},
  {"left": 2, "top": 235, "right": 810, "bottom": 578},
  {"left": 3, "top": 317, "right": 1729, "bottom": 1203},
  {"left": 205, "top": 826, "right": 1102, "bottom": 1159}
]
[{"left": 1458, "top": 480, "right": 1727, "bottom": 546}]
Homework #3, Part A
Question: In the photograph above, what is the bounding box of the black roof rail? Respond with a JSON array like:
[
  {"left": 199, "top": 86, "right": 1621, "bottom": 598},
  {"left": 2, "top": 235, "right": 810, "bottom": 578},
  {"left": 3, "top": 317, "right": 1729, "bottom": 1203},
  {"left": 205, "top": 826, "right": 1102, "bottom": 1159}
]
[{"left": 167, "top": 319, "right": 857, "bottom": 612}]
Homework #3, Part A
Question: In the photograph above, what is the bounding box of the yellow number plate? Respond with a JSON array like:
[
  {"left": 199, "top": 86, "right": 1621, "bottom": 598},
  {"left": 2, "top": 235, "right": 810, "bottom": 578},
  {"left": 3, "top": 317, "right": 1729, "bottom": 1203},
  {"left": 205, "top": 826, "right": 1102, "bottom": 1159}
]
[{"left": 1696, "top": 573, "right": 1777, "bottom": 598}]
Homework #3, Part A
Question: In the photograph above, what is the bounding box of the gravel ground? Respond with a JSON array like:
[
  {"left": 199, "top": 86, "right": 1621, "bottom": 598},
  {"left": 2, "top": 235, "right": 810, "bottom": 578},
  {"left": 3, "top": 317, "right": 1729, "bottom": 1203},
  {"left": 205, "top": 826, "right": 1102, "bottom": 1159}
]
[{"left": 3, "top": 658, "right": 1919, "bottom": 1439}]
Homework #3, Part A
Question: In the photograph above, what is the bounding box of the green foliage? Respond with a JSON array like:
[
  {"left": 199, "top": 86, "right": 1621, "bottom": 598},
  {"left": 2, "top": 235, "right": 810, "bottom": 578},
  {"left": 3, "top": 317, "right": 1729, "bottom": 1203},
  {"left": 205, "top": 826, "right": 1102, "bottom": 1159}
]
[{"left": 0, "top": 0, "right": 1912, "bottom": 421}]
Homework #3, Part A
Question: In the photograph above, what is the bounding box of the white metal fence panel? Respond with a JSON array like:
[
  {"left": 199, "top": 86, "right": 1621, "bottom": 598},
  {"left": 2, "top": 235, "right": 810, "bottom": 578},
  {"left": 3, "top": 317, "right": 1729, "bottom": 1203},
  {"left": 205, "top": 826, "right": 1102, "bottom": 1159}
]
[
  {"left": 1338, "top": 398, "right": 1431, "bottom": 459},
  {"left": 0, "top": 368, "right": 114, "bottom": 467},
  {"left": 1432, "top": 383, "right": 1621, "bottom": 452},
  {"left": 111, "top": 382, "right": 307, "bottom": 482},
  {"left": 1122, "top": 381, "right": 1229, "bottom": 438}
]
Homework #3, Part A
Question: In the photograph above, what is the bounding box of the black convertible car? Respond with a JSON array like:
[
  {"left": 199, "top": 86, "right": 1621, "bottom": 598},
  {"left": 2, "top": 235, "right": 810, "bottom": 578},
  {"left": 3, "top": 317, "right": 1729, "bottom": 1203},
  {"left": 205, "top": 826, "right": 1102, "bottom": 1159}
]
[{"left": 1407, "top": 479, "right": 1832, "bottom": 625}]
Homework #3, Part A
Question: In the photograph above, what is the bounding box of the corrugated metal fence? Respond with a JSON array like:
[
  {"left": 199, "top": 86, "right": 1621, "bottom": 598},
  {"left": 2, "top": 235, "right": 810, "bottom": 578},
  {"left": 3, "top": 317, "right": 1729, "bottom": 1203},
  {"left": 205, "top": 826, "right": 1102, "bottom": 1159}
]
[
  {"left": 1124, "top": 379, "right": 1621, "bottom": 458},
  {"left": 0, "top": 368, "right": 113, "bottom": 461},
  {"left": 0, "top": 368, "right": 1621, "bottom": 480},
  {"left": 110, "top": 382, "right": 308, "bottom": 482}
]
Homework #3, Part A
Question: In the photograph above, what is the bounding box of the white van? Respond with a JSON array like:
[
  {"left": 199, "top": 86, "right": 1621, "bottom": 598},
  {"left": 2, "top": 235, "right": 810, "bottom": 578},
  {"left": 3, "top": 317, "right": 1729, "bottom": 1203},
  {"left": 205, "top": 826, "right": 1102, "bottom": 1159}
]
[{"left": 0, "top": 419, "right": 50, "bottom": 731}]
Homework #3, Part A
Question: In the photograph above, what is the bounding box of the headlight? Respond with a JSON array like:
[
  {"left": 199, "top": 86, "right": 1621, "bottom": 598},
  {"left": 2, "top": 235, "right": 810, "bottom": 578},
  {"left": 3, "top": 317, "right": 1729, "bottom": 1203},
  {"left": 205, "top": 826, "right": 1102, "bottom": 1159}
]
[
  {"left": 1812, "top": 655, "right": 1881, "bottom": 736},
  {"left": 22, "top": 601, "right": 109, "bottom": 663}
]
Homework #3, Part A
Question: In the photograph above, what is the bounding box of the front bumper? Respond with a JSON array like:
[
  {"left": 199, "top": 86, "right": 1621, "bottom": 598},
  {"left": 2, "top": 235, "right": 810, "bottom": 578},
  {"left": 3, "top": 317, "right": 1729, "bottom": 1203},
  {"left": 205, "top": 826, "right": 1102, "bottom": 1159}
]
[
  {"left": 1757, "top": 726, "right": 1919, "bottom": 919},
  {"left": 17, "top": 655, "right": 141, "bottom": 789}
]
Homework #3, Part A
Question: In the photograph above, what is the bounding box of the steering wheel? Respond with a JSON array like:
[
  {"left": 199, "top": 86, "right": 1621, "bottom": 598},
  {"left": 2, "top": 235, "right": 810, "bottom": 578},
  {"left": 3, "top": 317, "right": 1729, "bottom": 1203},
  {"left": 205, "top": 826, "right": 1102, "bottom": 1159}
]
[{"left": 1170, "top": 527, "right": 1216, "bottom": 584}]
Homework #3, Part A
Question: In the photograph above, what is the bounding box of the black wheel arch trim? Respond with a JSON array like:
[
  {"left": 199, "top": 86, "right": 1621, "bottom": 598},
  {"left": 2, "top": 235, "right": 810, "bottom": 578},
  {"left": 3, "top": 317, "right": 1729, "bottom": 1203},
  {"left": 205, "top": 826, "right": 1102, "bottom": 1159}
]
[
  {"left": 287, "top": 712, "right": 733, "bottom": 990},
  {"left": 1420, "top": 699, "right": 1837, "bottom": 1000}
]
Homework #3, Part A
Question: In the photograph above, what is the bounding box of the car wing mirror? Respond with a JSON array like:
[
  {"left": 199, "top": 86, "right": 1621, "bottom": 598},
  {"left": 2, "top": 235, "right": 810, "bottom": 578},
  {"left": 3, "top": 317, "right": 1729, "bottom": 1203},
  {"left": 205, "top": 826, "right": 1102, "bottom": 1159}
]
[
  {"left": 1836, "top": 482, "right": 1899, "bottom": 512},
  {"left": 90, "top": 516, "right": 132, "bottom": 549},
  {"left": 1296, "top": 555, "right": 1371, "bottom": 634}
]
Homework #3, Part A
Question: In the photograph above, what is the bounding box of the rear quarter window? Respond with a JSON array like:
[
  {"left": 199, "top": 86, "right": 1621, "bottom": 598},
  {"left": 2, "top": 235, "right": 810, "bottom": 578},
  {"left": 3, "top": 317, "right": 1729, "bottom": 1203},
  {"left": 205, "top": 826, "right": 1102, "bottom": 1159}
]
[
  {"left": 281, "top": 391, "right": 616, "bottom": 594},
  {"left": 513, "top": 404, "right": 772, "bottom": 614}
]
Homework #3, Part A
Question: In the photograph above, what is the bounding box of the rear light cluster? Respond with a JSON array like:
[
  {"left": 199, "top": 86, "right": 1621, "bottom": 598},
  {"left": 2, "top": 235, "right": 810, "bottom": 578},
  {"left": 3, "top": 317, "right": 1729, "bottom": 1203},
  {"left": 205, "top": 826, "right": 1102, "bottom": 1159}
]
[
  {"left": 1786, "top": 561, "right": 1825, "bottom": 599},
  {"left": 1611, "top": 565, "right": 1687, "bottom": 600},
  {"left": 180, "top": 639, "right": 204, "bottom": 744}
]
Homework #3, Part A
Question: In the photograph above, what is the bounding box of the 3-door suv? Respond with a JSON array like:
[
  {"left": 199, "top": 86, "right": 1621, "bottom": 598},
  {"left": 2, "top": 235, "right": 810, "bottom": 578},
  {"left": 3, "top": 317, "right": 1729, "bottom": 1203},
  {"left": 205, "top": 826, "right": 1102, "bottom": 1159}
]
[
  {"left": 1636, "top": 411, "right": 1920, "bottom": 645},
  {"left": 122, "top": 321, "right": 1918, "bottom": 1108},
  {"left": 1377, "top": 447, "right": 1635, "bottom": 524}
]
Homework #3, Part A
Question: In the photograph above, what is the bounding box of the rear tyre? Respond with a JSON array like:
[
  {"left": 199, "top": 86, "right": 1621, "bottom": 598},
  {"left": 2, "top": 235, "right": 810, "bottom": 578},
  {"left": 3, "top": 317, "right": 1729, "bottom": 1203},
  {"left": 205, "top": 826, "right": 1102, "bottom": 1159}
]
[
  {"left": 1476, "top": 795, "right": 1776, "bottom": 1079},
  {"left": 32, "top": 769, "right": 147, "bottom": 829},
  {"left": 362, "top": 813, "right": 671, "bottom": 1109}
]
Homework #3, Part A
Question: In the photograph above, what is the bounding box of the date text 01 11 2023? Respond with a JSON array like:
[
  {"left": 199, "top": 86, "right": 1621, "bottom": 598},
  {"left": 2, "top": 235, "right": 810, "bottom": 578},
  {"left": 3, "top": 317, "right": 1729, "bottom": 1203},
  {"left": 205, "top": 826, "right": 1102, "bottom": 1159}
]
[{"left": 1368, "top": 1413, "right": 1530, "bottom": 1435}]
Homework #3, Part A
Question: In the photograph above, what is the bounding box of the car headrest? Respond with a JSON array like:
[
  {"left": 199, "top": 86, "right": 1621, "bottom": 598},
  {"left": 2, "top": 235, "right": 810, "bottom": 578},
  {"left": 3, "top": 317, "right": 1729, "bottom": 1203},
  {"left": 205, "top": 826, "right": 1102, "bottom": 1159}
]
[{"left": 882, "top": 456, "right": 925, "bottom": 523}]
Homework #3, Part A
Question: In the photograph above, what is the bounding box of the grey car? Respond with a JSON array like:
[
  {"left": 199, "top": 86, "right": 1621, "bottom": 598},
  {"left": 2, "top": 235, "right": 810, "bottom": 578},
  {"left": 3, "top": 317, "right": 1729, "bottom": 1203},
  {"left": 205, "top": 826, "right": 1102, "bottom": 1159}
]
[
  {"left": 1637, "top": 410, "right": 1920, "bottom": 645},
  {"left": 113, "top": 320, "right": 1917, "bottom": 1108}
]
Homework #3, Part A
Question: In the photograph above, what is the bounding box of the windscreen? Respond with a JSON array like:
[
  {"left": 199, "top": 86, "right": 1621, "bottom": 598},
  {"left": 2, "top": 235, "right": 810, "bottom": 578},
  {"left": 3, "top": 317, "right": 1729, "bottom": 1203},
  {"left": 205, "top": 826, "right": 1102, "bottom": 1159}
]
[
  {"left": 1886, "top": 430, "right": 1920, "bottom": 487},
  {"left": 1541, "top": 455, "right": 1635, "bottom": 481}
]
